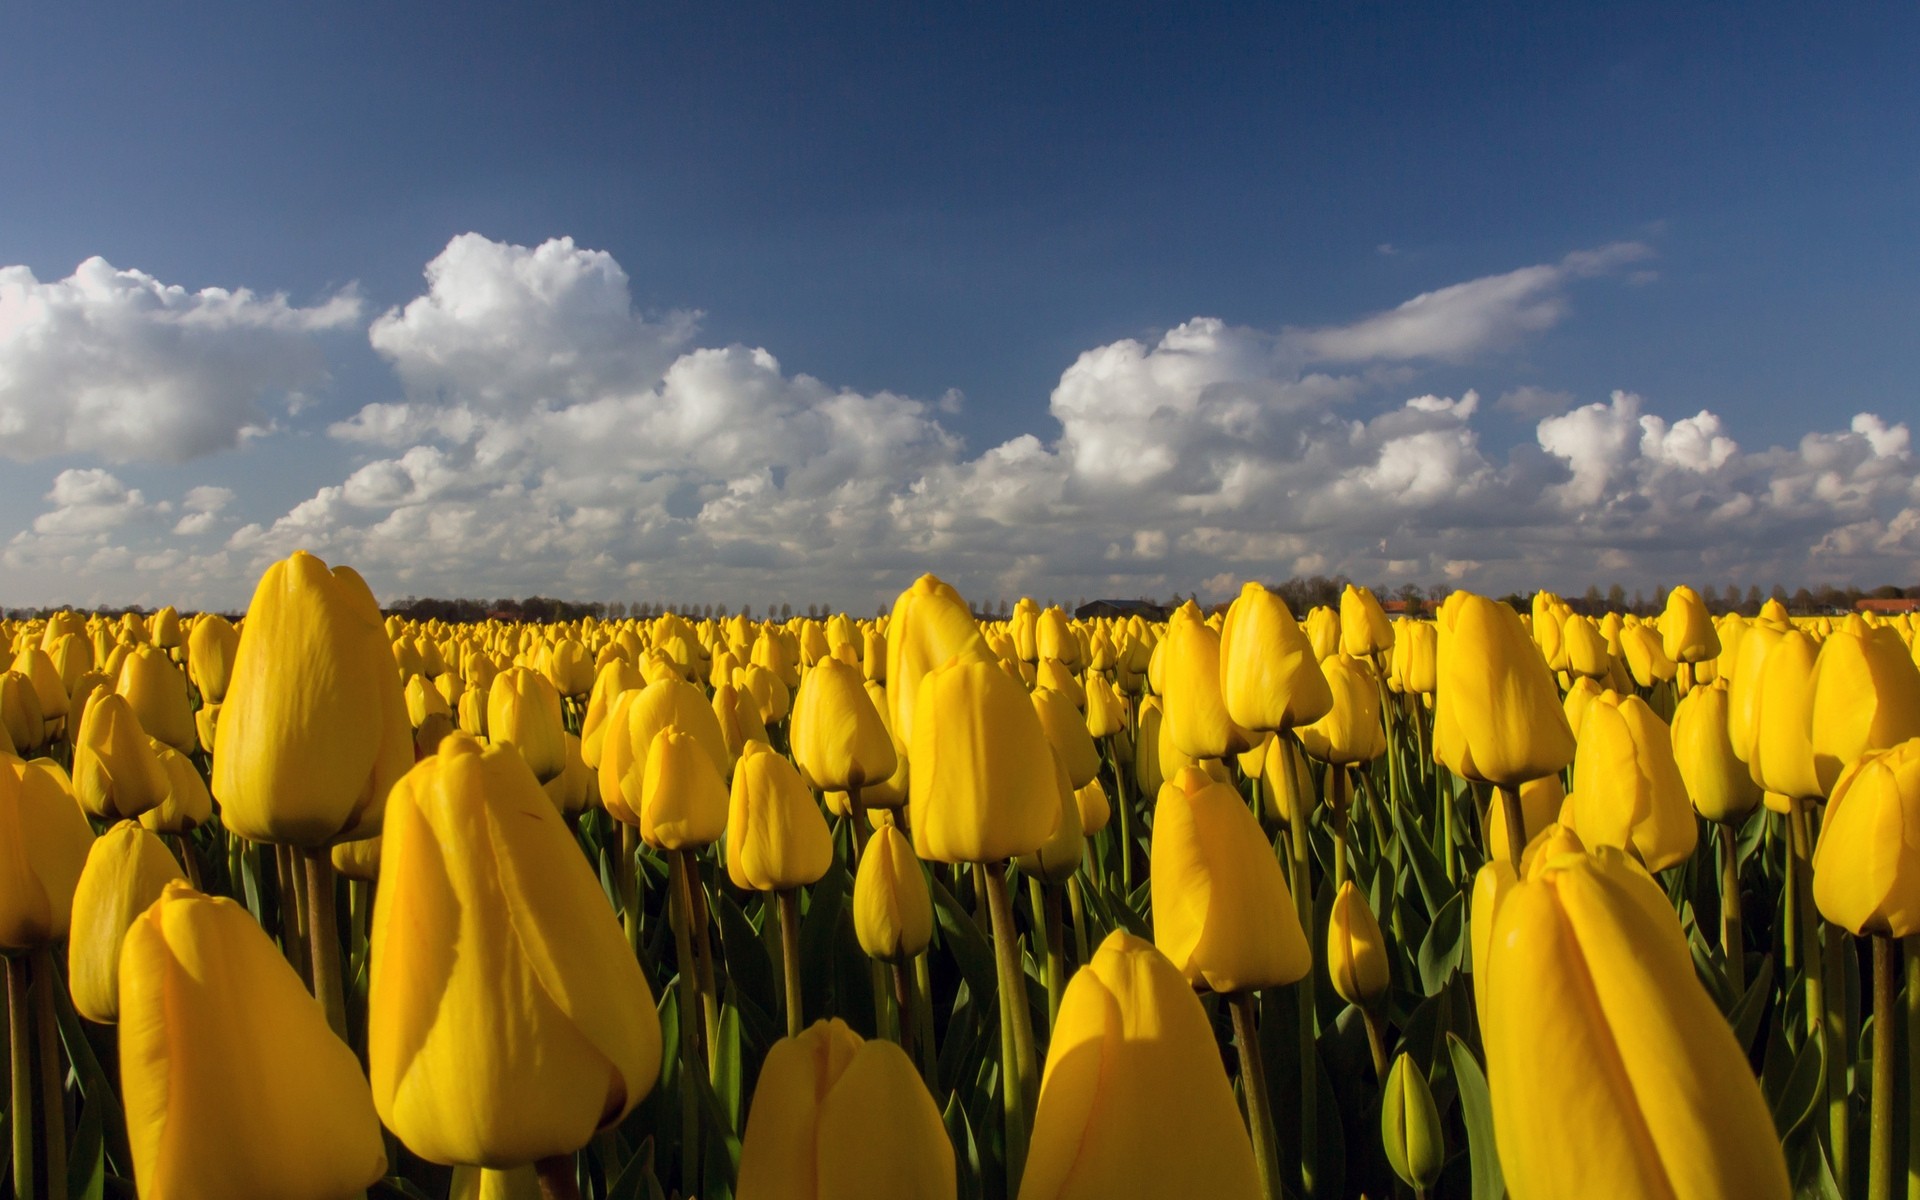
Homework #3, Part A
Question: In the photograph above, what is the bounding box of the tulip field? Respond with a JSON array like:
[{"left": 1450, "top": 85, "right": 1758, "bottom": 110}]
[{"left": 7, "top": 554, "right": 1920, "bottom": 1200}]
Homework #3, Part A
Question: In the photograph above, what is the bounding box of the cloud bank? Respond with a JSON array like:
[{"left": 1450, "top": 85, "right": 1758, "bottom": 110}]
[{"left": 4, "top": 234, "right": 1915, "bottom": 610}]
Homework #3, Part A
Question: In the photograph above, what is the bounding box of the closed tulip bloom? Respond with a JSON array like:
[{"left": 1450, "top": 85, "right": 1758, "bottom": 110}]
[
  {"left": 1399, "top": 620, "right": 1439, "bottom": 695},
  {"left": 1809, "top": 619, "right": 1920, "bottom": 795},
  {"left": 1564, "top": 691, "right": 1696, "bottom": 870},
  {"left": 331, "top": 835, "right": 381, "bottom": 884},
  {"left": 1480, "top": 842, "right": 1789, "bottom": 1200},
  {"left": 1260, "top": 732, "right": 1315, "bottom": 829},
  {"left": 1021, "top": 751, "right": 1086, "bottom": 885},
  {"left": 149, "top": 606, "right": 183, "bottom": 648},
  {"left": 886, "top": 575, "right": 992, "bottom": 749},
  {"left": 1382, "top": 1053, "right": 1445, "bottom": 1194},
  {"left": 1725, "top": 622, "right": 1783, "bottom": 762},
  {"left": 729, "top": 742, "right": 834, "bottom": 892},
  {"left": 1748, "top": 630, "right": 1822, "bottom": 800},
  {"left": 1020, "top": 930, "right": 1262, "bottom": 1200},
  {"left": 1032, "top": 686, "right": 1101, "bottom": 788},
  {"left": 1151, "top": 765, "right": 1309, "bottom": 993},
  {"left": 487, "top": 667, "right": 567, "bottom": 783},
  {"left": 736, "top": 1018, "right": 955, "bottom": 1200},
  {"left": 791, "top": 657, "right": 898, "bottom": 792},
  {"left": 713, "top": 680, "right": 772, "bottom": 762},
  {"left": 0, "top": 756, "right": 96, "bottom": 951},
  {"left": 1328, "top": 879, "right": 1389, "bottom": 1008},
  {"left": 854, "top": 824, "right": 933, "bottom": 962},
  {"left": 121, "top": 880, "right": 388, "bottom": 1199},
  {"left": 1340, "top": 584, "right": 1395, "bottom": 658},
  {"left": 117, "top": 644, "right": 196, "bottom": 752},
  {"left": 187, "top": 613, "right": 241, "bottom": 704},
  {"left": 1161, "top": 605, "right": 1254, "bottom": 760},
  {"left": 1132, "top": 696, "right": 1166, "bottom": 797},
  {"left": 433, "top": 671, "right": 464, "bottom": 714},
  {"left": 0, "top": 670, "right": 45, "bottom": 755},
  {"left": 456, "top": 688, "right": 488, "bottom": 737},
  {"left": 737, "top": 662, "right": 792, "bottom": 726},
  {"left": 406, "top": 673, "right": 453, "bottom": 729},
  {"left": 1433, "top": 592, "right": 1575, "bottom": 788},
  {"left": 1812, "top": 738, "right": 1920, "bottom": 936},
  {"left": 909, "top": 656, "right": 1059, "bottom": 864},
  {"left": 581, "top": 659, "right": 645, "bottom": 768},
  {"left": 142, "top": 743, "right": 215, "bottom": 833},
  {"left": 602, "top": 679, "right": 733, "bottom": 820},
  {"left": 1486, "top": 775, "right": 1566, "bottom": 865},
  {"left": 1562, "top": 615, "right": 1611, "bottom": 678},
  {"left": 1619, "top": 623, "right": 1678, "bottom": 689},
  {"left": 1084, "top": 673, "right": 1126, "bottom": 738},
  {"left": 543, "top": 732, "right": 596, "bottom": 816},
  {"left": 12, "top": 646, "right": 68, "bottom": 723},
  {"left": 545, "top": 639, "right": 595, "bottom": 698},
  {"left": 1305, "top": 605, "right": 1341, "bottom": 661},
  {"left": 1672, "top": 681, "right": 1763, "bottom": 823},
  {"left": 50, "top": 633, "right": 95, "bottom": 696},
  {"left": 74, "top": 692, "right": 171, "bottom": 821},
  {"left": 371, "top": 735, "right": 662, "bottom": 1167},
  {"left": 1562, "top": 676, "right": 1603, "bottom": 747},
  {"left": 1219, "top": 582, "right": 1332, "bottom": 733},
  {"left": 1661, "top": 586, "right": 1721, "bottom": 664},
  {"left": 1296, "top": 653, "right": 1387, "bottom": 766},
  {"left": 1036, "top": 607, "right": 1078, "bottom": 667},
  {"left": 215, "top": 551, "right": 413, "bottom": 847},
  {"left": 69, "top": 821, "right": 184, "bottom": 1022},
  {"left": 639, "top": 726, "right": 730, "bottom": 849},
  {"left": 1074, "top": 777, "right": 1112, "bottom": 836}
]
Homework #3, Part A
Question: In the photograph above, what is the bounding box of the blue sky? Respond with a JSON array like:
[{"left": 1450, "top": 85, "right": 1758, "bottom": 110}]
[{"left": 2, "top": 2, "right": 1916, "bottom": 610}]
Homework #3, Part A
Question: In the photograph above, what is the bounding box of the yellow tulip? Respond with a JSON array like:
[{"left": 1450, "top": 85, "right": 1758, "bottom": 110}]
[
  {"left": 728, "top": 742, "right": 834, "bottom": 892},
  {"left": 1019, "top": 930, "right": 1262, "bottom": 1200},
  {"left": 1619, "top": 623, "right": 1677, "bottom": 688},
  {"left": 1073, "top": 777, "right": 1112, "bottom": 836},
  {"left": 1748, "top": 629, "right": 1821, "bottom": 800},
  {"left": 1339, "top": 584, "right": 1395, "bottom": 658},
  {"left": 120, "top": 880, "right": 388, "bottom": 1199},
  {"left": 1562, "top": 614, "right": 1611, "bottom": 678},
  {"left": 1480, "top": 840, "right": 1788, "bottom": 1199},
  {"left": 116, "top": 644, "right": 195, "bottom": 752},
  {"left": 545, "top": 638, "right": 595, "bottom": 698},
  {"left": 1327, "top": 879, "right": 1389, "bottom": 1008},
  {"left": 0, "top": 669, "right": 45, "bottom": 755},
  {"left": 488, "top": 666, "right": 567, "bottom": 784},
  {"left": 1812, "top": 738, "right": 1920, "bottom": 937},
  {"left": 0, "top": 756, "right": 95, "bottom": 951},
  {"left": 1485, "top": 775, "right": 1565, "bottom": 865},
  {"left": 1564, "top": 691, "right": 1697, "bottom": 871},
  {"left": 214, "top": 551, "right": 413, "bottom": 847},
  {"left": 1084, "top": 673, "right": 1126, "bottom": 738},
  {"left": 331, "top": 835, "right": 382, "bottom": 884},
  {"left": 142, "top": 743, "right": 215, "bottom": 833},
  {"left": 1382, "top": 1053, "right": 1445, "bottom": 1193},
  {"left": 1305, "top": 606, "right": 1340, "bottom": 661},
  {"left": 886, "top": 574, "right": 992, "bottom": 750},
  {"left": 791, "top": 656, "right": 897, "bottom": 792},
  {"left": 1672, "top": 680, "right": 1763, "bottom": 823},
  {"left": 581, "top": 659, "right": 645, "bottom": 768},
  {"left": 11, "top": 646, "right": 68, "bottom": 723},
  {"left": 186, "top": 612, "right": 240, "bottom": 704},
  {"left": 68, "top": 821, "right": 184, "bottom": 1022},
  {"left": 854, "top": 824, "right": 933, "bottom": 962},
  {"left": 406, "top": 672, "right": 453, "bottom": 729},
  {"left": 73, "top": 692, "right": 170, "bottom": 821},
  {"left": 1661, "top": 585, "right": 1721, "bottom": 664},
  {"left": 1398, "top": 619, "right": 1438, "bottom": 695},
  {"left": 1218, "top": 582, "right": 1331, "bottom": 732},
  {"left": 1032, "top": 686, "right": 1101, "bottom": 788},
  {"left": 639, "top": 726, "right": 730, "bottom": 849},
  {"left": 909, "top": 656, "right": 1058, "bottom": 864},
  {"left": 1161, "top": 604, "right": 1254, "bottom": 760},
  {"left": 370, "top": 735, "right": 661, "bottom": 1166},
  {"left": 735, "top": 1019, "right": 954, "bottom": 1200},
  {"left": 1020, "top": 751, "right": 1086, "bottom": 886},
  {"left": 1151, "top": 765, "right": 1309, "bottom": 993},
  {"left": 1433, "top": 592, "right": 1574, "bottom": 788},
  {"left": 1809, "top": 618, "right": 1920, "bottom": 795},
  {"left": 1295, "top": 653, "right": 1387, "bottom": 766}
]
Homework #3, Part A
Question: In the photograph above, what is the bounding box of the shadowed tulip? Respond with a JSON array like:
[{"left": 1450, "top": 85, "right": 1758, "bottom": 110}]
[
  {"left": 728, "top": 742, "right": 834, "bottom": 892},
  {"left": 1433, "top": 592, "right": 1575, "bottom": 788},
  {"left": 854, "top": 824, "right": 933, "bottom": 962},
  {"left": 68, "top": 821, "right": 184, "bottom": 1023},
  {"left": 1813, "top": 738, "right": 1920, "bottom": 937},
  {"left": 1219, "top": 582, "right": 1331, "bottom": 733}
]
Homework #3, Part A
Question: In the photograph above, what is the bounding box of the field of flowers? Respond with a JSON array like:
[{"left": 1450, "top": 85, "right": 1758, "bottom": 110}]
[{"left": 3, "top": 550, "right": 1919, "bottom": 1200}]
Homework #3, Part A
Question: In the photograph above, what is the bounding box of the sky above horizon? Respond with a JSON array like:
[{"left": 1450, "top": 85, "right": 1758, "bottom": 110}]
[{"left": 2, "top": 2, "right": 1917, "bottom": 612}]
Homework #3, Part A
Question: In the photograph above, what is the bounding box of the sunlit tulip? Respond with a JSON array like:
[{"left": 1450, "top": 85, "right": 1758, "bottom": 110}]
[
  {"left": 1564, "top": 691, "right": 1697, "bottom": 870},
  {"left": 1479, "top": 839, "right": 1789, "bottom": 1199},
  {"left": 1562, "top": 615, "right": 1611, "bottom": 678},
  {"left": 1019, "top": 930, "right": 1261, "bottom": 1200},
  {"left": 214, "top": 551, "right": 413, "bottom": 847},
  {"left": 1725, "top": 621, "right": 1782, "bottom": 763},
  {"left": 50, "top": 633, "right": 95, "bottom": 697},
  {"left": 121, "top": 880, "right": 389, "bottom": 1199},
  {"left": 1259, "top": 732, "right": 1315, "bottom": 829},
  {"left": 371, "top": 735, "right": 662, "bottom": 1166},
  {"left": 1218, "top": 582, "right": 1331, "bottom": 733},
  {"left": 0, "top": 756, "right": 95, "bottom": 951},
  {"left": 1485, "top": 775, "right": 1565, "bottom": 865},
  {"left": 1618, "top": 623, "right": 1677, "bottom": 689},
  {"left": 73, "top": 692, "right": 170, "bottom": 821},
  {"left": 600, "top": 679, "right": 732, "bottom": 821},
  {"left": 728, "top": 742, "right": 834, "bottom": 892},
  {"left": 1305, "top": 605, "right": 1340, "bottom": 661},
  {"left": 1809, "top": 618, "right": 1920, "bottom": 795},
  {"left": 1151, "top": 766, "right": 1309, "bottom": 993},
  {"left": 1132, "top": 696, "right": 1166, "bottom": 797},
  {"left": 1296, "top": 653, "right": 1386, "bottom": 765},
  {"left": 1661, "top": 585, "right": 1721, "bottom": 664},
  {"left": 639, "top": 726, "right": 730, "bottom": 849},
  {"left": 1340, "top": 584, "right": 1394, "bottom": 658},
  {"left": 791, "top": 656, "right": 897, "bottom": 792},
  {"left": 11, "top": 646, "right": 68, "bottom": 724},
  {"left": 1037, "top": 607, "right": 1078, "bottom": 668},
  {"left": 405, "top": 673, "right": 453, "bottom": 729},
  {"left": 887, "top": 575, "right": 992, "bottom": 749},
  {"left": 1032, "top": 686, "right": 1101, "bottom": 788},
  {"left": 68, "top": 821, "right": 184, "bottom": 1023},
  {"left": 1748, "top": 629, "right": 1821, "bottom": 800},
  {"left": 854, "top": 823, "right": 933, "bottom": 962},
  {"left": 1398, "top": 619, "right": 1438, "bottom": 695},
  {"left": 142, "top": 743, "right": 214, "bottom": 834},
  {"left": 581, "top": 659, "right": 646, "bottom": 767},
  {"left": 1812, "top": 738, "right": 1920, "bottom": 937},
  {"left": 736, "top": 1019, "right": 954, "bottom": 1200},
  {"left": 0, "top": 670, "right": 45, "bottom": 755},
  {"left": 542, "top": 731, "right": 595, "bottom": 816},
  {"left": 1327, "top": 879, "right": 1389, "bottom": 1008},
  {"left": 187, "top": 612, "right": 240, "bottom": 704},
  {"left": 1433, "top": 592, "right": 1575, "bottom": 788},
  {"left": 1084, "top": 673, "right": 1126, "bottom": 738},
  {"left": 909, "top": 656, "right": 1058, "bottom": 865},
  {"left": 545, "top": 638, "right": 595, "bottom": 698},
  {"left": 1161, "top": 604, "right": 1253, "bottom": 760},
  {"left": 488, "top": 666, "right": 567, "bottom": 783},
  {"left": 1672, "top": 680, "right": 1763, "bottom": 823}
]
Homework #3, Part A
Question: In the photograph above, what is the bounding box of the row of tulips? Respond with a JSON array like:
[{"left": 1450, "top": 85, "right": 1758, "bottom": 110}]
[{"left": 2, "top": 558, "right": 1920, "bottom": 1199}]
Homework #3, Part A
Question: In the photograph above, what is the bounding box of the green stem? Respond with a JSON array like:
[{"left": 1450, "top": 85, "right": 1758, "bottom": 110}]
[
  {"left": 1719, "top": 823, "right": 1744, "bottom": 993},
  {"left": 1229, "top": 991, "right": 1283, "bottom": 1200},
  {"left": 1043, "top": 882, "right": 1066, "bottom": 1031},
  {"left": 985, "top": 863, "right": 1037, "bottom": 1195},
  {"left": 1362, "top": 1007, "right": 1389, "bottom": 1082},
  {"left": 1330, "top": 768, "right": 1350, "bottom": 895},
  {"left": 619, "top": 824, "right": 641, "bottom": 958},
  {"left": 1871, "top": 935, "right": 1895, "bottom": 1200},
  {"left": 1496, "top": 785, "right": 1525, "bottom": 872},
  {"left": 9, "top": 956, "right": 34, "bottom": 1200},
  {"left": 891, "top": 959, "right": 918, "bottom": 1066},
  {"left": 913, "top": 951, "right": 938, "bottom": 1085},
  {"left": 30, "top": 950, "right": 63, "bottom": 1200},
  {"left": 303, "top": 848, "right": 348, "bottom": 1039},
  {"left": 778, "top": 888, "right": 804, "bottom": 1038},
  {"left": 1904, "top": 935, "right": 1919, "bottom": 1200},
  {"left": 1296, "top": 971, "right": 1319, "bottom": 1199},
  {"left": 1067, "top": 874, "right": 1090, "bottom": 966},
  {"left": 680, "top": 851, "right": 720, "bottom": 1068},
  {"left": 668, "top": 855, "right": 702, "bottom": 1199},
  {"left": 1828, "top": 921, "right": 1852, "bottom": 1194},
  {"left": 1114, "top": 747, "right": 1136, "bottom": 894}
]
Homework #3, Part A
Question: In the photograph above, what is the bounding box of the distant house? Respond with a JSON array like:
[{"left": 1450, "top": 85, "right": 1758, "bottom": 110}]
[
  {"left": 1075, "top": 599, "right": 1169, "bottom": 621},
  {"left": 1855, "top": 598, "right": 1920, "bottom": 615}
]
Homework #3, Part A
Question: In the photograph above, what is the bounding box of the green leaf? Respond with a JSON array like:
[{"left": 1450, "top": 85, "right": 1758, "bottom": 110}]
[
  {"left": 66, "top": 1097, "right": 105, "bottom": 1200},
  {"left": 1416, "top": 892, "right": 1467, "bottom": 996},
  {"left": 1730, "top": 955, "right": 1776, "bottom": 1056},
  {"left": 931, "top": 875, "right": 1000, "bottom": 1010},
  {"left": 1771, "top": 1030, "right": 1825, "bottom": 1139},
  {"left": 1391, "top": 796, "right": 1455, "bottom": 920},
  {"left": 799, "top": 857, "right": 850, "bottom": 1023},
  {"left": 605, "top": 1137, "right": 662, "bottom": 1200},
  {"left": 713, "top": 985, "right": 745, "bottom": 1129},
  {"left": 943, "top": 1090, "right": 984, "bottom": 1200},
  {"left": 715, "top": 891, "right": 778, "bottom": 1021},
  {"left": 1446, "top": 1033, "right": 1504, "bottom": 1200}
]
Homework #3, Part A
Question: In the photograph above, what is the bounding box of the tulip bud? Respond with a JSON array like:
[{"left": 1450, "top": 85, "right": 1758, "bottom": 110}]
[
  {"left": 1748, "top": 629, "right": 1821, "bottom": 800},
  {"left": 728, "top": 742, "right": 834, "bottom": 892},
  {"left": 1021, "top": 931, "right": 1263, "bottom": 1200},
  {"left": 1032, "top": 686, "right": 1101, "bottom": 788},
  {"left": 600, "top": 679, "right": 733, "bottom": 822},
  {"left": 405, "top": 673, "right": 453, "bottom": 729},
  {"left": 791, "top": 656, "right": 898, "bottom": 792},
  {"left": 1259, "top": 732, "right": 1314, "bottom": 829},
  {"left": 1151, "top": 766, "right": 1309, "bottom": 993},
  {"left": 68, "top": 822, "right": 184, "bottom": 1022},
  {"left": 1433, "top": 592, "right": 1575, "bottom": 788},
  {"left": 1339, "top": 584, "right": 1394, "bottom": 658},
  {"left": 142, "top": 742, "right": 215, "bottom": 834},
  {"left": 545, "top": 638, "right": 595, "bottom": 698},
  {"left": 214, "top": 551, "right": 414, "bottom": 847},
  {"left": 1809, "top": 619, "right": 1920, "bottom": 796},
  {"left": 74, "top": 692, "right": 171, "bottom": 821},
  {"left": 1672, "top": 680, "right": 1763, "bottom": 823},
  {"left": 121, "top": 881, "right": 389, "bottom": 1198},
  {"left": 331, "top": 835, "right": 381, "bottom": 884},
  {"left": 1619, "top": 623, "right": 1677, "bottom": 688},
  {"left": 0, "top": 756, "right": 95, "bottom": 951},
  {"left": 1073, "top": 777, "right": 1112, "bottom": 836},
  {"left": 908, "top": 656, "right": 1058, "bottom": 864},
  {"left": 1481, "top": 841, "right": 1789, "bottom": 1199},
  {"left": 11, "top": 646, "right": 68, "bottom": 724},
  {"left": 50, "top": 633, "right": 95, "bottom": 698},
  {"left": 1382, "top": 1053, "right": 1445, "bottom": 1193},
  {"left": 1398, "top": 619, "right": 1438, "bottom": 696},
  {"left": 1564, "top": 691, "right": 1697, "bottom": 870},
  {"left": 735, "top": 1018, "right": 954, "bottom": 1200},
  {"left": 1219, "top": 582, "right": 1332, "bottom": 733},
  {"left": 1661, "top": 585, "right": 1721, "bottom": 664},
  {"left": 117, "top": 645, "right": 195, "bottom": 753},
  {"left": 1162, "top": 605, "right": 1254, "bottom": 760},
  {"left": 187, "top": 612, "right": 241, "bottom": 704},
  {"left": 639, "top": 726, "right": 730, "bottom": 849},
  {"left": 1562, "top": 614, "right": 1612, "bottom": 678},
  {"left": 1084, "top": 673, "right": 1126, "bottom": 738},
  {"left": 0, "top": 670, "right": 45, "bottom": 756},
  {"left": 1305, "top": 606, "right": 1340, "bottom": 661},
  {"left": 854, "top": 824, "right": 933, "bottom": 962},
  {"left": 487, "top": 666, "right": 567, "bottom": 784},
  {"left": 886, "top": 576, "right": 992, "bottom": 750},
  {"left": 1813, "top": 738, "right": 1920, "bottom": 936},
  {"left": 1328, "top": 880, "right": 1389, "bottom": 1008},
  {"left": 581, "top": 659, "right": 645, "bottom": 767},
  {"left": 1295, "top": 654, "right": 1387, "bottom": 766},
  {"left": 1132, "top": 696, "right": 1166, "bottom": 797},
  {"left": 371, "top": 735, "right": 662, "bottom": 1166}
]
